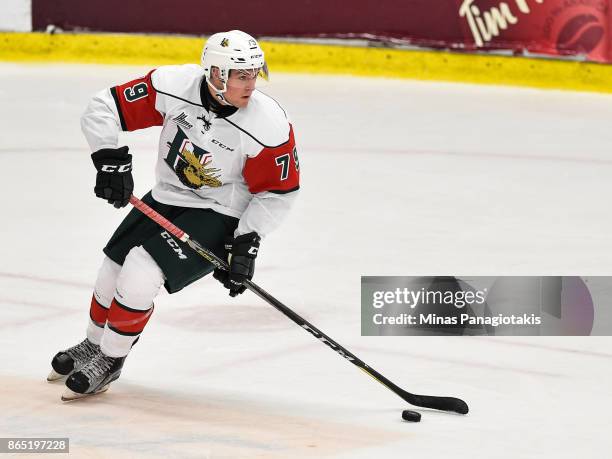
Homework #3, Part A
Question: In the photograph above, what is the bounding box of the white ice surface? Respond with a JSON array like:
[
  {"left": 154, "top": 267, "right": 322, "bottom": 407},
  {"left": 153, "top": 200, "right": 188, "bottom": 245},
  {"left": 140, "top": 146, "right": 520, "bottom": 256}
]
[{"left": 1, "top": 63, "right": 611, "bottom": 458}]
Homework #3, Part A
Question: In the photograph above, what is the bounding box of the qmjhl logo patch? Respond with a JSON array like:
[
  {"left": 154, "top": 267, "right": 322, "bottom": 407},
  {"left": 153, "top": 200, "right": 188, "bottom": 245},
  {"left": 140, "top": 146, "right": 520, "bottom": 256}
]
[{"left": 172, "top": 112, "right": 193, "bottom": 129}]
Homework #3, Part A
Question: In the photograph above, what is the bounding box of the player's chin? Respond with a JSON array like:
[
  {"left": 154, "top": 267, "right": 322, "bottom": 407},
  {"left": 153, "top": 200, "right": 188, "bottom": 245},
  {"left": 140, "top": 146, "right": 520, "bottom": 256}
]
[{"left": 237, "top": 95, "right": 251, "bottom": 107}]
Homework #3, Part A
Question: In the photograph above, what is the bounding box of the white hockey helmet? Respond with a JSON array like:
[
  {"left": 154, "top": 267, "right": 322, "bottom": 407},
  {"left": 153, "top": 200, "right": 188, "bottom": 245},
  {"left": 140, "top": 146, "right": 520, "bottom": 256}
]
[{"left": 201, "top": 30, "right": 268, "bottom": 100}]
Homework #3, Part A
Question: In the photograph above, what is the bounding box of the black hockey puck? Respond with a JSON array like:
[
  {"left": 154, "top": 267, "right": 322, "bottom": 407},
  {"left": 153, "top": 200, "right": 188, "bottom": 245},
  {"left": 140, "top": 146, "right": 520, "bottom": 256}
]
[{"left": 402, "top": 410, "right": 421, "bottom": 422}]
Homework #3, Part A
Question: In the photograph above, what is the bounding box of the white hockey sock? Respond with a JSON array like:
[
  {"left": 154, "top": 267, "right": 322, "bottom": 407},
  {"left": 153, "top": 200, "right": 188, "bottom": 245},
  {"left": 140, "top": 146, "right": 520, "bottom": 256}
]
[
  {"left": 100, "top": 246, "right": 165, "bottom": 358},
  {"left": 86, "top": 256, "right": 121, "bottom": 345}
]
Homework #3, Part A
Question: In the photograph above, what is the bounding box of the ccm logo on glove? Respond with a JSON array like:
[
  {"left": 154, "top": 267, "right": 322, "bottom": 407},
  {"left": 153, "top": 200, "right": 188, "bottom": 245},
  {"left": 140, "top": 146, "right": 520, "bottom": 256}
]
[{"left": 101, "top": 164, "right": 132, "bottom": 173}]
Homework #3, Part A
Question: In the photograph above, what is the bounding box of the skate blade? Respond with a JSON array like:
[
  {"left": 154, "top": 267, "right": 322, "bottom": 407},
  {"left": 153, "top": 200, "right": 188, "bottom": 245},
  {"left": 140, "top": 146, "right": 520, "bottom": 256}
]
[
  {"left": 47, "top": 369, "right": 68, "bottom": 382},
  {"left": 61, "top": 384, "right": 110, "bottom": 402}
]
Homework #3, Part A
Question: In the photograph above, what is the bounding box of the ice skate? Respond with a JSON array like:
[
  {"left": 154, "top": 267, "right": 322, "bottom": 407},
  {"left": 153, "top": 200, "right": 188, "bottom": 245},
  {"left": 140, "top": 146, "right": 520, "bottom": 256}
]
[
  {"left": 61, "top": 382, "right": 112, "bottom": 401},
  {"left": 47, "top": 338, "right": 100, "bottom": 382},
  {"left": 61, "top": 351, "right": 125, "bottom": 401}
]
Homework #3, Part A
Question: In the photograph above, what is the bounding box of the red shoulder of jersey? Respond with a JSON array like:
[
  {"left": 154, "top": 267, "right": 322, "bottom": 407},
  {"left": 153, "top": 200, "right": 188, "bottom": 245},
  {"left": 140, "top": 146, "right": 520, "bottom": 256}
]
[
  {"left": 110, "top": 70, "right": 163, "bottom": 132},
  {"left": 243, "top": 124, "right": 300, "bottom": 194}
]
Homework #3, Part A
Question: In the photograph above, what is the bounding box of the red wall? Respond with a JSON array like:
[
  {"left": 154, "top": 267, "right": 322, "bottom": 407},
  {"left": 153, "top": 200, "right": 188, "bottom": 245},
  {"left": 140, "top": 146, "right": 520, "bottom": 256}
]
[
  {"left": 32, "top": 0, "right": 612, "bottom": 62},
  {"left": 32, "top": 0, "right": 463, "bottom": 46}
]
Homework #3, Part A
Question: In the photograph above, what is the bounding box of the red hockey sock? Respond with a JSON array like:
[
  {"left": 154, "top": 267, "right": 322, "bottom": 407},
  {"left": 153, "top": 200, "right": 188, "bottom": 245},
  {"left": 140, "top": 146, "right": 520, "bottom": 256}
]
[
  {"left": 89, "top": 294, "right": 110, "bottom": 328},
  {"left": 106, "top": 298, "right": 154, "bottom": 336}
]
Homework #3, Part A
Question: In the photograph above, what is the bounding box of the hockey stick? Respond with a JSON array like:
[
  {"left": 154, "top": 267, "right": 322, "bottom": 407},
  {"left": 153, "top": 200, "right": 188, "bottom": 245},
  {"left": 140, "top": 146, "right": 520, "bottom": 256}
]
[{"left": 129, "top": 195, "right": 469, "bottom": 415}]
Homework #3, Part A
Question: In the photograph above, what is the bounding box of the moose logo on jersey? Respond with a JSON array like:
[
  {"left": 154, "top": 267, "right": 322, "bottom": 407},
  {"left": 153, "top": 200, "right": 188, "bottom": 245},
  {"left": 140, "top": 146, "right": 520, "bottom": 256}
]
[{"left": 165, "top": 128, "right": 222, "bottom": 189}]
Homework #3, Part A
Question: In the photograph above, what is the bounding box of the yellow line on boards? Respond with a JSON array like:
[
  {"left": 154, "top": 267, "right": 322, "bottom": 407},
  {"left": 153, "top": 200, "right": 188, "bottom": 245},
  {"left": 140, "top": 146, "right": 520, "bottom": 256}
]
[{"left": 2, "top": 32, "right": 612, "bottom": 93}]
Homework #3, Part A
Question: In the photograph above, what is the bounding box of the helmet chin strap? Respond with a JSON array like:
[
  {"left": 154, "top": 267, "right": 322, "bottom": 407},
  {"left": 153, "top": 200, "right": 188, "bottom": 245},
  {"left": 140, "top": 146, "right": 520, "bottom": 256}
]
[{"left": 207, "top": 79, "right": 234, "bottom": 107}]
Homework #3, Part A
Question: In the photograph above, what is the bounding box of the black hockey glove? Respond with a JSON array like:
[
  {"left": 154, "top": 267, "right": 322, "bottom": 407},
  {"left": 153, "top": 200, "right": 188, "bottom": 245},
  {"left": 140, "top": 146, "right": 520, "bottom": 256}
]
[
  {"left": 213, "top": 232, "right": 260, "bottom": 297},
  {"left": 91, "top": 146, "right": 134, "bottom": 208}
]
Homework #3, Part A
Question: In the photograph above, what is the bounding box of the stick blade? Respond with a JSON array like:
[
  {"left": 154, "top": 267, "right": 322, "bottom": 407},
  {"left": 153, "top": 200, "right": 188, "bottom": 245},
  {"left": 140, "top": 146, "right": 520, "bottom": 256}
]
[{"left": 402, "top": 391, "right": 469, "bottom": 414}]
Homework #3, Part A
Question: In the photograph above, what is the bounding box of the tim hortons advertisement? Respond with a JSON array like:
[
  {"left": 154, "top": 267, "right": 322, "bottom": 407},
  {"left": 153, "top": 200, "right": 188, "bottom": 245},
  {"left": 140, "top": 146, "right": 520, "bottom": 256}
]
[{"left": 454, "top": 0, "right": 610, "bottom": 62}]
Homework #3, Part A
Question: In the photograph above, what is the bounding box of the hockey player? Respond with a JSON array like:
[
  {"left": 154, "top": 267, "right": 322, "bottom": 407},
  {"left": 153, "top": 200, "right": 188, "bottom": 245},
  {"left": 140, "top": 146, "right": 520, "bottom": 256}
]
[{"left": 47, "top": 30, "right": 300, "bottom": 400}]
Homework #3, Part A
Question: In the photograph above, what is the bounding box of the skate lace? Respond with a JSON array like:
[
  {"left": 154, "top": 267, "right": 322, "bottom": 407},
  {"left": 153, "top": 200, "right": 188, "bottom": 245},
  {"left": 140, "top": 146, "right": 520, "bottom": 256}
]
[
  {"left": 68, "top": 339, "right": 99, "bottom": 362},
  {"left": 81, "top": 353, "right": 114, "bottom": 381}
]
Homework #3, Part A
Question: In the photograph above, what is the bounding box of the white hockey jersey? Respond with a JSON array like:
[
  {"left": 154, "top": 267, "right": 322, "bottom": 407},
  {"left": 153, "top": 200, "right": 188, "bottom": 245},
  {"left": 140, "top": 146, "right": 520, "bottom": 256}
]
[{"left": 81, "top": 64, "right": 300, "bottom": 238}]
